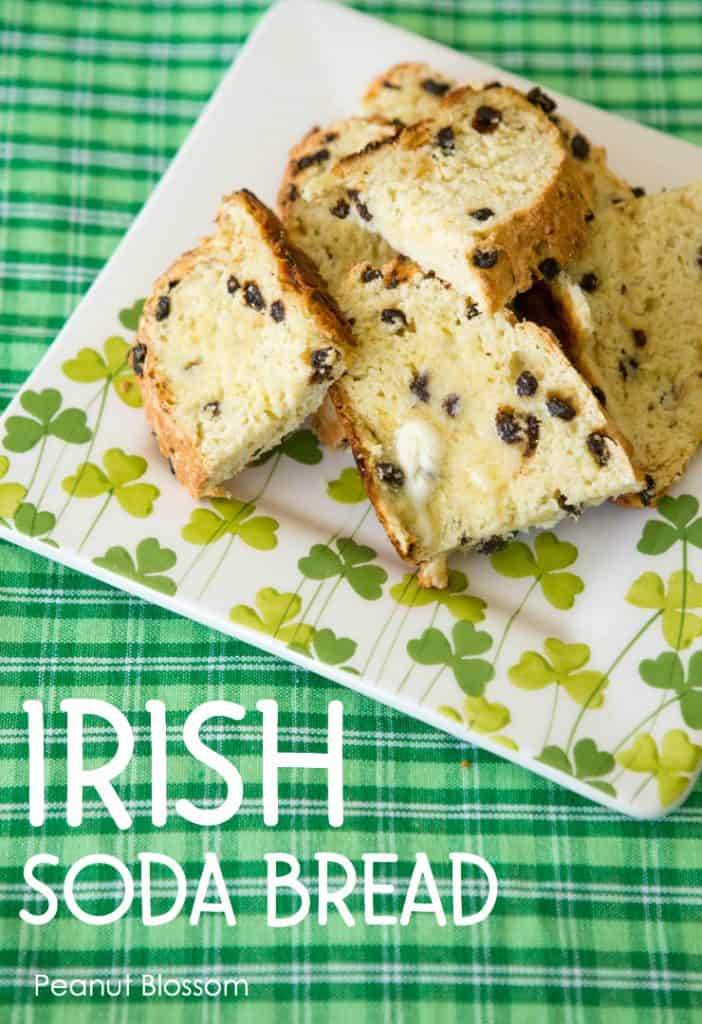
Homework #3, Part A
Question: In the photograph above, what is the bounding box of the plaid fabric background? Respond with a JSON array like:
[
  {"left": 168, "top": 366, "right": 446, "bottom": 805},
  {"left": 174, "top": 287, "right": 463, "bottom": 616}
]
[{"left": 1, "top": 1, "right": 702, "bottom": 1020}]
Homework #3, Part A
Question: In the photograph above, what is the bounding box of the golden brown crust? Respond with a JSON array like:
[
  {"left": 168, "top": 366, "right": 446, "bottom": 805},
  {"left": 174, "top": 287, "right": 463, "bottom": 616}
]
[
  {"left": 132, "top": 189, "right": 354, "bottom": 499},
  {"left": 313, "top": 85, "right": 591, "bottom": 312}
]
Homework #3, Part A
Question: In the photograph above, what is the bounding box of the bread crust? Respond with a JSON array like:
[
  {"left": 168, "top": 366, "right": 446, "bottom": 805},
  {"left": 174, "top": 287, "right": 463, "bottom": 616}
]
[
  {"left": 132, "top": 189, "right": 353, "bottom": 498},
  {"left": 307, "top": 85, "right": 591, "bottom": 312}
]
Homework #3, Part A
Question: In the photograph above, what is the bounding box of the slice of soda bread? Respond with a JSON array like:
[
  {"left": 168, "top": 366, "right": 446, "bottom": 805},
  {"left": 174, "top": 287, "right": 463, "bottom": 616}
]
[
  {"left": 132, "top": 189, "right": 352, "bottom": 498},
  {"left": 542, "top": 182, "right": 702, "bottom": 505},
  {"left": 278, "top": 117, "right": 397, "bottom": 293},
  {"left": 361, "top": 63, "right": 632, "bottom": 217},
  {"left": 330, "top": 257, "right": 641, "bottom": 583},
  {"left": 304, "top": 84, "right": 591, "bottom": 311}
]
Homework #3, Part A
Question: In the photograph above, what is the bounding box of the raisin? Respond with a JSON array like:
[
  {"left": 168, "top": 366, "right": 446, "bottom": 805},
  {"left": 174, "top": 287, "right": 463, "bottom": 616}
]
[
  {"left": 422, "top": 78, "right": 450, "bottom": 96},
  {"left": 244, "top": 282, "right": 265, "bottom": 310},
  {"left": 471, "top": 207, "right": 494, "bottom": 221},
  {"left": 347, "top": 189, "right": 372, "bottom": 222},
  {"left": 631, "top": 186, "right": 646, "bottom": 198},
  {"left": 538, "top": 257, "right": 561, "bottom": 280},
  {"left": 580, "top": 272, "right": 599, "bottom": 292},
  {"left": 131, "top": 342, "right": 147, "bottom": 376},
  {"left": 381, "top": 308, "right": 407, "bottom": 327},
  {"left": 473, "top": 249, "right": 498, "bottom": 269},
  {"left": 618, "top": 359, "right": 629, "bottom": 381},
  {"left": 227, "top": 275, "right": 240, "bottom": 295},
  {"left": 527, "top": 86, "right": 556, "bottom": 114},
  {"left": 546, "top": 396, "right": 576, "bottom": 420},
  {"left": 472, "top": 105, "right": 502, "bottom": 133},
  {"left": 585, "top": 210, "right": 595, "bottom": 223},
  {"left": 376, "top": 462, "right": 405, "bottom": 488},
  {"left": 324, "top": 131, "right": 339, "bottom": 143},
  {"left": 296, "top": 148, "right": 330, "bottom": 173},
  {"left": 310, "top": 347, "right": 336, "bottom": 381},
  {"left": 639, "top": 474, "right": 656, "bottom": 506},
  {"left": 570, "top": 133, "right": 590, "bottom": 160},
  {"left": 496, "top": 408, "right": 522, "bottom": 443},
  {"left": 436, "top": 125, "right": 455, "bottom": 153},
  {"left": 442, "top": 393, "right": 461, "bottom": 417},
  {"left": 270, "top": 300, "right": 285, "bottom": 322},
  {"left": 632, "top": 328, "right": 647, "bottom": 347},
  {"left": 516, "top": 370, "right": 538, "bottom": 397},
  {"left": 204, "top": 401, "right": 221, "bottom": 417},
  {"left": 592, "top": 385, "right": 607, "bottom": 407},
  {"left": 155, "top": 295, "right": 170, "bottom": 321},
  {"left": 558, "top": 493, "right": 582, "bottom": 518},
  {"left": 474, "top": 535, "right": 509, "bottom": 555},
  {"left": 169, "top": 279, "right": 180, "bottom": 290},
  {"left": 410, "top": 371, "right": 430, "bottom": 403},
  {"left": 361, "top": 266, "right": 381, "bottom": 283},
  {"left": 330, "top": 198, "right": 350, "bottom": 219},
  {"left": 587, "top": 432, "right": 610, "bottom": 466},
  {"left": 382, "top": 79, "right": 400, "bottom": 90},
  {"left": 287, "top": 184, "right": 299, "bottom": 202},
  {"left": 524, "top": 414, "right": 540, "bottom": 456}
]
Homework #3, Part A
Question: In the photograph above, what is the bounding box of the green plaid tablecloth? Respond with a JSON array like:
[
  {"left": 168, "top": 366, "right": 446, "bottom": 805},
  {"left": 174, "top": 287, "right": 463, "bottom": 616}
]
[{"left": 1, "top": 1, "right": 701, "bottom": 1021}]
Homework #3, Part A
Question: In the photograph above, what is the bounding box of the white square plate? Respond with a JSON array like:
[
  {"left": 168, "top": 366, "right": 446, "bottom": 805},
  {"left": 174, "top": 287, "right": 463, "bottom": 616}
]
[{"left": 2, "top": 0, "right": 701, "bottom": 818}]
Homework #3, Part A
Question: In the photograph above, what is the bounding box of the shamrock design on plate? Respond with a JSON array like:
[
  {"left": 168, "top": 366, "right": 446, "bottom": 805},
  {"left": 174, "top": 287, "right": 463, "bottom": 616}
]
[
  {"left": 439, "top": 695, "right": 517, "bottom": 751},
  {"left": 616, "top": 729, "right": 702, "bottom": 806},
  {"left": 93, "top": 538, "right": 177, "bottom": 596},
  {"left": 627, "top": 570, "right": 702, "bottom": 650},
  {"left": 639, "top": 650, "right": 702, "bottom": 729},
  {"left": 390, "top": 569, "right": 486, "bottom": 622},
  {"left": 509, "top": 638, "right": 605, "bottom": 707},
  {"left": 408, "top": 621, "right": 494, "bottom": 702},
  {"left": 637, "top": 495, "right": 702, "bottom": 555},
  {"left": 230, "top": 587, "right": 315, "bottom": 654},
  {"left": 0, "top": 456, "right": 26, "bottom": 525},
  {"left": 491, "top": 531, "right": 584, "bottom": 610},
  {"left": 327, "top": 467, "right": 366, "bottom": 504},
  {"left": 539, "top": 738, "right": 616, "bottom": 796},
  {"left": 298, "top": 537, "right": 387, "bottom": 600},
  {"left": 2, "top": 389, "right": 91, "bottom": 454},
  {"left": 62, "top": 335, "right": 142, "bottom": 408},
  {"left": 182, "top": 497, "right": 278, "bottom": 551}
]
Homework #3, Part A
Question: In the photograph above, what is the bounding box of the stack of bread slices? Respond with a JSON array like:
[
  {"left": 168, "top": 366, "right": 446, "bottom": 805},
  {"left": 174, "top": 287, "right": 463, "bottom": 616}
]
[{"left": 132, "top": 64, "right": 702, "bottom": 589}]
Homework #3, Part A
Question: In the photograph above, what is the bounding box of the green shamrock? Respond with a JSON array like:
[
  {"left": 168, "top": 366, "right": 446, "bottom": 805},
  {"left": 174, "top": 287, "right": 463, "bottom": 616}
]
[
  {"left": 627, "top": 570, "right": 702, "bottom": 649},
  {"left": 439, "top": 696, "right": 517, "bottom": 749},
  {"left": 230, "top": 587, "right": 315, "bottom": 654},
  {"left": 118, "top": 298, "right": 145, "bottom": 331},
  {"left": 62, "top": 335, "right": 141, "bottom": 408},
  {"left": 313, "top": 627, "right": 357, "bottom": 666},
  {"left": 390, "top": 569, "right": 486, "bottom": 623},
  {"left": 3, "top": 389, "right": 92, "bottom": 453},
  {"left": 639, "top": 650, "right": 702, "bottom": 729},
  {"left": 93, "top": 538, "right": 177, "bottom": 595},
  {"left": 637, "top": 494, "right": 702, "bottom": 555},
  {"left": 490, "top": 532, "right": 584, "bottom": 610},
  {"left": 539, "top": 738, "right": 615, "bottom": 796},
  {"left": 509, "top": 638, "right": 605, "bottom": 707},
  {"left": 182, "top": 497, "right": 278, "bottom": 551},
  {"left": 0, "top": 456, "right": 26, "bottom": 522},
  {"left": 62, "top": 448, "right": 159, "bottom": 517},
  {"left": 408, "top": 621, "right": 494, "bottom": 696},
  {"left": 255, "top": 429, "right": 322, "bottom": 467},
  {"left": 298, "top": 537, "right": 387, "bottom": 600},
  {"left": 327, "top": 467, "right": 366, "bottom": 504},
  {"left": 616, "top": 729, "right": 702, "bottom": 806},
  {"left": 13, "top": 502, "right": 56, "bottom": 539}
]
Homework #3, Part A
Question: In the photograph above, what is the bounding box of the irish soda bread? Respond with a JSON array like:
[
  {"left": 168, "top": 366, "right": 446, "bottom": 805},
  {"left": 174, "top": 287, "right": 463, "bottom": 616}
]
[
  {"left": 361, "top": 62, "right": 632, "bottom": 216},
  {"left": 278, "top": 117, "right": 397, "bottom": 293},
  {"left": 330, "top": 257, "right": 641, "bottom": 582},
  {"left": 132, "top": 190, "right": 352, "bottom": 498},
  {"left": 543, "top": 182, "right": 702, "bottom": 505},
  {"left": 304, "top": 85, "right": 590, "bottom": 311}
]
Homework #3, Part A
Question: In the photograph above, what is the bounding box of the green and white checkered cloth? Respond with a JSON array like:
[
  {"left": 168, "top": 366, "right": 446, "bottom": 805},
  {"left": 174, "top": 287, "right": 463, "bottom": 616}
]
[{"left": 1, "top": 1, "right": 701, "bottom": 1020}]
